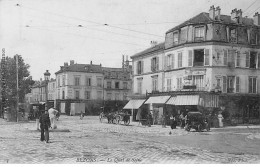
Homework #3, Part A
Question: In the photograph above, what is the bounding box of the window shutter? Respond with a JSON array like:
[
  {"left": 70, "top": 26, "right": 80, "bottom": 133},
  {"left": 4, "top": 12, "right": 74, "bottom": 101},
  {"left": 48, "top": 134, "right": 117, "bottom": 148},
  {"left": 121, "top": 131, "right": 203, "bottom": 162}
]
[
  {"left": 164, "top": 55, "right": 167, "bottom": 70},
  {"left": 188, "top": 50, "right": 193, "bottom": 67},
  {"left": 258, "top": 53, "right": 260, "bottom": 68},
  {"left": 224, "top": 50, "right": 228, "bottom": 65},
  {"left": 249, "top": 77, "right": 252, "bottom": 93},
  {"left": 178, "top": 52, "right": 182, "bottom": 68},
  {"left": 226, "top": 26, "right": 230, "bottom": 42},
  {"left": 151, "top": 58, "right": 153, "bottom": 71},
  {"left": 253, "top": 77, "right": 257, "bottom": 93},
  {"left": 156, "top": 57, "right": 159, "bottom": 71},
  {"left": 136, "top": 62, "right": 139, "bottom": 74},
  {"left": 236, "top": 76, "right": 240, "bottom": 93},
  {"left": 204, "top": 49, "right": 210, "bottom": 66},
  {"left": 236, "top": 51, "right": 240, "bottom": 67},
  {"left": 223, "top": 76, "right": 227, "bottom": 93},
  {"left": 141, "top": 61, "right": 144, "bottom": 73},
  {"left": 171, "top": 54, "right": 175, "bottom": 69},
  {"left": 245, "top": 52, "right": 250, "bottom": 68}
]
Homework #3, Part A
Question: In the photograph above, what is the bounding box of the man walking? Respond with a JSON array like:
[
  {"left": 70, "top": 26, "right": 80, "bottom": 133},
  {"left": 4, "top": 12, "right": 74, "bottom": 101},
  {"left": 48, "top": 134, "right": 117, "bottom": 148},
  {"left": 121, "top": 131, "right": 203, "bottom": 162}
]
[
  {"left": 48, "top": 107, "right": 58, "bottom": 129},
  {"left": 39, "top": 110, "right": 51, "bottom": 143},
  {"left": 35, "top": 107, "right": 41, "bottom": 130}
]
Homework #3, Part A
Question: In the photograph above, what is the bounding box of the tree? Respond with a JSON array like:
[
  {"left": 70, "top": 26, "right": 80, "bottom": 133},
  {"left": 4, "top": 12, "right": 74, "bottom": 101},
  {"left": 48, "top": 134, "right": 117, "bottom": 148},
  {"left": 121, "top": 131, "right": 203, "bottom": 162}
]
[{"left": 1, "top": 55, "right": 35, "bottom": 107}]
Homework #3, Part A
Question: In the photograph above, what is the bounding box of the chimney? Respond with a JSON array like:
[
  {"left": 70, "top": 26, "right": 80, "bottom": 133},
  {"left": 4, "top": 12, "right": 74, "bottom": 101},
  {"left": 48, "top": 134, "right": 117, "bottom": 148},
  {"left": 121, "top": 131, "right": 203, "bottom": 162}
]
[
  {"left": 215, "top": 6, "right": 221, "bottom": 20},
  {"left": 64, "top": 62, "right": 68, "bottom": 66},
  {"left": 231, "top": 8, "right": 238, "bottom": 22},
  {"left": 209, "top": 5, "right": 215, "bottom": 20},
  {"left": 237, "top": 9, "right": 243, "bottom": 24},
  {"left": 150, "top": 41, "right": 158, "bottom": 47},
  {"left": 70, "top": 60, "right": 74, "bottom": 65},
  {"left": 90, "top": 61, "right": 92, "bottom": 65},
  {"left": 254, "top": 12, "right": 260, "bottom": 25}
]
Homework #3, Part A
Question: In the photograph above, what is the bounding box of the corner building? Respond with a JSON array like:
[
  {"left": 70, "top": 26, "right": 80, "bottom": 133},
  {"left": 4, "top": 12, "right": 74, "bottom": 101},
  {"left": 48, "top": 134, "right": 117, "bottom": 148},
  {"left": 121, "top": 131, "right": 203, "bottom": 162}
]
[{"left": 130, "top": 6, "right": 260, "bottom": 125}]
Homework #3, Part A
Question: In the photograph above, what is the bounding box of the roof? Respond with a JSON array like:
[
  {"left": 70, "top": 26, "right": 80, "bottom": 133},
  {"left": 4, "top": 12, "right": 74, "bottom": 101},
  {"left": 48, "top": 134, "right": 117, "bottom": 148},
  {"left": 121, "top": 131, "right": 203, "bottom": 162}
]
[
  {"left": 166, "top": 12, "right": 255, "bottom": 33},
  {"left": 131, "top": 42, "right": 165, "bottom": 59},
  {"left": 55, "top": 64, "right": 103, "bottom": 74}
]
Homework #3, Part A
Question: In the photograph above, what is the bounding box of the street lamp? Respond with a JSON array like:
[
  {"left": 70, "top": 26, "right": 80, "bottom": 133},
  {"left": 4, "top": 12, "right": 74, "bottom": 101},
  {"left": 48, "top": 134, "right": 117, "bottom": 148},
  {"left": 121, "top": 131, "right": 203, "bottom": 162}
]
[{"left": 44, "top": 70, "right": 50, "bottom": 111}]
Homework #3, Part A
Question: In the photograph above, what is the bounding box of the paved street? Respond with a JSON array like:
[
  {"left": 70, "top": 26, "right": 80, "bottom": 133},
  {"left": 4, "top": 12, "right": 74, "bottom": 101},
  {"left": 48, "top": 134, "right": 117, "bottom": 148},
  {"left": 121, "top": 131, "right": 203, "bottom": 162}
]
[{"left": 0, "top": 115, "right": 260, "bottom": 164}]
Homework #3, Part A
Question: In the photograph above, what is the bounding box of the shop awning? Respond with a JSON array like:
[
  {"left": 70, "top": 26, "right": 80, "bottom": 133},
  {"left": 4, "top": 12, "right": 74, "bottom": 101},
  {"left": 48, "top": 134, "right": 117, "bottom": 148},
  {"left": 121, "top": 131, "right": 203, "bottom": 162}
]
[
  {"left": 144, "top": 96, "right": 171, "bottom": 104},
  {"left": 167, "top": 95, "right": 200, "bottom": 105},
  {"left": 123, "top": 99, "right": 146, "bottom": 109}
]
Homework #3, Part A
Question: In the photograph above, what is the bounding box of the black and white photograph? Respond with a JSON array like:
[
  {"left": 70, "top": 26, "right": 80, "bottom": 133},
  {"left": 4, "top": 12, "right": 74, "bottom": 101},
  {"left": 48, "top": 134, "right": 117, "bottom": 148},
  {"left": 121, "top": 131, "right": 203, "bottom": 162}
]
[{"left": 0, "top": 0, "right": 260, "bottom": 164}]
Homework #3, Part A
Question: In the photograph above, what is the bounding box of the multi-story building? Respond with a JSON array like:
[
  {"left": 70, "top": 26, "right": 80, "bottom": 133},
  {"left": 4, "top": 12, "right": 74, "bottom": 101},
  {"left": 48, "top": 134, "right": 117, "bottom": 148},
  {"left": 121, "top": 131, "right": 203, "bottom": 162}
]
[
  {"left": 130, "top": 6, "right": 260, "bottom": 124},
  {"left": 55, "top": 60, "right": 132, "bottom": 115}
]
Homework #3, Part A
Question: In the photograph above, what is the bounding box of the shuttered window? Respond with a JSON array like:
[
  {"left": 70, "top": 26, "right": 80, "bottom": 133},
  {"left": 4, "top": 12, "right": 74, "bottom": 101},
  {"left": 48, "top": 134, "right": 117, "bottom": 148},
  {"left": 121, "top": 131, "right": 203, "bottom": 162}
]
[
  {"left": 167, "top": 79, "right": 171, "bottom": 91},
  {"left": 171, "top": 54, "right": 175, "bottom": 69},
  {"left": 258, "top": 53, "right": 260, "bottom": 68},
  {"left": 236, "top": 51, "right": 241, "bottom": 67},
  {"left": 188, "top": 50, "right": 193, "bottom": 67},
  {"left": 245, "top": 52, "right": 250, "bottom": 68},
  {"left": 222, "top": 76, "right": 227, "bottom": 93},
  {"left": 236, "top": 76, "right": 240, "bottom": 93},
  {"left": 249, "top": 77, "right": 257, "bottom": 93},
  {"left": 204, "top": 49, "right": 210, "bottom": 66},
  {"left": 224, "top": 50, "right": 228, "bottom": 66},
  {"left": 178, "top": 52, "right": 182, "bottom": 68}
]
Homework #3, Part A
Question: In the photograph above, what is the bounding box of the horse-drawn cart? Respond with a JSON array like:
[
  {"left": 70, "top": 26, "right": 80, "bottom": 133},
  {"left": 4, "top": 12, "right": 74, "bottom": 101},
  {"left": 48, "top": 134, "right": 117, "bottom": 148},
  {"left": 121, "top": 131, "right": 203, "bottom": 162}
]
[{"left": 99, "top": 111, "right": 130, "bottom": 125}]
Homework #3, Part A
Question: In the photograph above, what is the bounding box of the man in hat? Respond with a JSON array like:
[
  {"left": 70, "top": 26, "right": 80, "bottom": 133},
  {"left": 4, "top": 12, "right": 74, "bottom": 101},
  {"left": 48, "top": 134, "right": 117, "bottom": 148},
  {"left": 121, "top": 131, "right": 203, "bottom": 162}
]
[{"left": 39, "top": 110, "right": 51, "bottom": 143}]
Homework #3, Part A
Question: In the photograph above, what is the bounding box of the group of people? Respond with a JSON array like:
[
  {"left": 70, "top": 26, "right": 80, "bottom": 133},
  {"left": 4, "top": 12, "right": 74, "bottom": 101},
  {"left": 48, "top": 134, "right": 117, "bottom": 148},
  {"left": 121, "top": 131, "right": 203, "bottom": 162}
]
[{"left": 34, "top": 107, "right": 59, "bottom": 143}]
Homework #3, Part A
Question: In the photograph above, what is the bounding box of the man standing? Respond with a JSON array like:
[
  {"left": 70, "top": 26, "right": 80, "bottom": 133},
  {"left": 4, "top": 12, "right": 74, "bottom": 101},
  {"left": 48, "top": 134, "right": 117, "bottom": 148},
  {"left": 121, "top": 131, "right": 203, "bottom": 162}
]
[
  {"left": 39, "top": 110, "right": 51, "bottom": 143},
  {"left": 48, "top": 107, "right": 58, "bottom": 129}
]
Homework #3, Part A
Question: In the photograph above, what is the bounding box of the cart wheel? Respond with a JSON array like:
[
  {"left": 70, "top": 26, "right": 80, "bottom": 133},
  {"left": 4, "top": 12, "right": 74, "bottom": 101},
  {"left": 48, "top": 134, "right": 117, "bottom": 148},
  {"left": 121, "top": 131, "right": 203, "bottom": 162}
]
[
  {"left": 124, "top": 119, "right": 130, "bottom": 125},
  {"left": 185, "top": 125, "right": 190, "bottom": 132}
]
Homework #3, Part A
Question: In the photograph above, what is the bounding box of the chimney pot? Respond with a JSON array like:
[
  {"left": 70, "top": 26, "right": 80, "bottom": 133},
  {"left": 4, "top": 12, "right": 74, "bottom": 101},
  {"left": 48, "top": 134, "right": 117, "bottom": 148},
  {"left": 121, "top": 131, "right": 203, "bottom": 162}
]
[
  {"left": 254, "top": 12, "right": 260, "bottom": 25},
  {"left": 215, "top": 6, "right": 221, "bottom": 20},
  {"left": 70, "top": 60, "right": 74, "bottom": 65},
  {"left": 209, "top": 5, "right": 215, "bottom": 20},
  {"left": 90, "top": 61, "right": 92, "bottom": 65}
]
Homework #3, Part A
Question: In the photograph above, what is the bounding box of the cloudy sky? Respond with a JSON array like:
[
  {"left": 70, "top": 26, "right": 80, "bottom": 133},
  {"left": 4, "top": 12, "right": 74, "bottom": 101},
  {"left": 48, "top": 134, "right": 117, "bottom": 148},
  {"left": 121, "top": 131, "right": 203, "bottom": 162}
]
[{"left": 0, "top": 0, "right": 258, "bottom": 80}]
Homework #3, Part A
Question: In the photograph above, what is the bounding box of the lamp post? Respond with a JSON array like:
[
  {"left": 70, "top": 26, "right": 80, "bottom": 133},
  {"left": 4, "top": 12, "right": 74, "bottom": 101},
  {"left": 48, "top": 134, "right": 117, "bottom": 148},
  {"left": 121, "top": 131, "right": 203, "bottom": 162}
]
[
  {"left": 44, "top": 70, "right": 50, "bottom": 111},
  {"left": 15, "top": 54, "right": 20, "bottom": 122}
]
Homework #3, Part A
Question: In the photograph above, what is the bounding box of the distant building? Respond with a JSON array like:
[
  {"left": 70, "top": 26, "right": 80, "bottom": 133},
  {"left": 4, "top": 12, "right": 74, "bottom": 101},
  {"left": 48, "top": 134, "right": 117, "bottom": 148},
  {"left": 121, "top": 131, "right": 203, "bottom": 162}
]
[{"left": 55, "top": 60, "right": 132, "bottom": 115}]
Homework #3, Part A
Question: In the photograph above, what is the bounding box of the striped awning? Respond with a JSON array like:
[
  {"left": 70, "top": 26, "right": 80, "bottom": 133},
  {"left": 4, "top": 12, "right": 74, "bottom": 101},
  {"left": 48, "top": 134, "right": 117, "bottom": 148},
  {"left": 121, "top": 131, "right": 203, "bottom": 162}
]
[
  {"left": 144, "top": 96, "right": 171, "bottom": 104},
  {"left": 123, "top": 99, "right": 146, "bottom": 109},
  {"left": 167, "top": 95, "right": 200, "bottom": 105}
]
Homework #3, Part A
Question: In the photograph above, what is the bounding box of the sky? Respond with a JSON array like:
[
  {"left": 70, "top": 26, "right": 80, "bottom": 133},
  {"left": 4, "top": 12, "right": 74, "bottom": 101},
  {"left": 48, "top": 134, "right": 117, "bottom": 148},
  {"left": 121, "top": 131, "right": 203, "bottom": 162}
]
[{"left": 0, "top": 0, "right": 259, "bottom": 80}]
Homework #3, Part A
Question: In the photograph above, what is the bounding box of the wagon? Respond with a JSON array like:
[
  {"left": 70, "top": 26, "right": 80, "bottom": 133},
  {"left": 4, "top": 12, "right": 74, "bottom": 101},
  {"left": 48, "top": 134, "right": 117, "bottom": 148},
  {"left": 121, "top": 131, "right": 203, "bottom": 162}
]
[
  {"left": 185, "top": 112, "right": 210, "bottom": 132},
  {"left": 114, "top": 112, "right": 130, "bottom": 125}
]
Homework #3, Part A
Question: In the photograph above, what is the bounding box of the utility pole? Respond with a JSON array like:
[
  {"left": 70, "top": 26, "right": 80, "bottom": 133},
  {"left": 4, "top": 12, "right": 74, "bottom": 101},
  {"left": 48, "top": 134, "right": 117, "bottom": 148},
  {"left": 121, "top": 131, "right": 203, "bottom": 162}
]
[
  {"left": 1, "top": 48, "right": 6, "bottom": 119},
  {"left": 15, "top": 54, "right": 20, "bottom": 122}
]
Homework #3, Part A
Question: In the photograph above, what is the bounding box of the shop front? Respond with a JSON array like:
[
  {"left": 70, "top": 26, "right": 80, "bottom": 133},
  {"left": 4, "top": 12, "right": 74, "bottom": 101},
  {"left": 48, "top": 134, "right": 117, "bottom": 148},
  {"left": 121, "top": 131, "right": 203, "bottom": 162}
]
[{"left": 123, "top": 99, "right": 146, "bottom": 122}]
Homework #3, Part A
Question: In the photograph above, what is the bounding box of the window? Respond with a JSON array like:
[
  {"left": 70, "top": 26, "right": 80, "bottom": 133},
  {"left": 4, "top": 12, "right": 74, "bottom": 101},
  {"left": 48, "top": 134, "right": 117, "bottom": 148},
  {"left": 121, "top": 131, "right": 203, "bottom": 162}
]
[
  {"left": 236, "top": 77, "right": 240, "bottom": 93},
  {"left": 62, "top": 75, "right": 65, "bottom": 86},
  {"left": 249, "top": 51, "right": 257, "bottom": 69},
  {"left": 107, "top": 81, "right": 112, "bottom": 89},
  {"left": 115, "top": 82, "right": 120, "bottom": 89},
  {"left": 246, "top": 52, "right": 250, "bottom": 68},
  {"left": 97, "top": 91, "right": 102, "bottom": 99},
  {"left": 194, "top": 26, "right": 205, "bottom": 41},
  {"left": 177, "top": 77, "right": 182, "bottom": 89},
  {"left": 123, "top": 93, "right": 127, "bottom": 101},
  {"left": 224, "top": 50, "right": 228, "bottom": 66},
  {"left": 75, "top": 90, "right": 80, "bottom": 99},
  {"left": 62, "top": 89, "right": 65, "bottom": 99},
  {"left": 151, "top": 57, "right": 159, "bottom": 72},
  {"left": 136, "top": 61, "right": 143, "bottom": 74},
  {"left": 152, "top": 76, "right": 158, "bottom": 92},
  {"left": 75, "top": 77, "right": 80, "bottom": 86},
  {"left": 166, "top": 54, "right": 172, "bottom": 67},
  {"left": 86, "top": 77, "right": 91, "bottom": 86},
  {"left": 173, "top": 32, "right": 179, "bottom": 45},
  {"left": 236, "top": 51, "right": 241, "bottom": 67},
  {"left": 227, "top": 50, "right": 236, "bottom": 67},
  {"left": 167, "top": 78, "right": 171, "bottom": 91},
  {"left": 85, "top": 91, "right": 91, "bottom": 99},
  {"left": 192, "top": 75, "right": 204, "bottom": 91},
  {"left": 222, "top": 76, "right": 227, "bottom": 93},
  {"left": 107, "top": 93, "right": 112, "bottom": 100},
  {"left": 229, "top": 27, "right": 237, "bottom": 43},
  {"left": 97, "top": 78, "right": 102, "bottom": 87},
  {"left": 137, "top": 79, "right": 142, "bottom": 94},
  {"left": 227, "top": 76, "right": 235, "bottom": 93},
  {"left": 115, "top": 93, "right": 120, "bottom": 100},
  {"left": 123, "top": 82, "right": 128, "bottom": 89},
  {"left": 57, "top": 89, "right": 60, "bottom": 99},
  {"left": 249, "top": 77, "right": 257, "bottom": 93},
  {"left": 178, "top": 52, "right": 182, "bottom": 68},
  {"left": 193, "top": 49, "right": 204, "bottom": 66}
]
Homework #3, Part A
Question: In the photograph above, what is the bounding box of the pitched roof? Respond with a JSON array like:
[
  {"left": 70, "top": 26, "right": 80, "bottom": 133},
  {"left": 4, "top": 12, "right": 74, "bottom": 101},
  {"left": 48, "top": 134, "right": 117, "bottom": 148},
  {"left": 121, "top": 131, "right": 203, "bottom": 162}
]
[
  {"left": 166, "top": 12, "right": 255, "bottom": 33},
  {"left": 131, "top": 42, "right": 165, "bottom": 58},
  {"left": 55, "top": 64, "right": 103, "bottom": 74}
]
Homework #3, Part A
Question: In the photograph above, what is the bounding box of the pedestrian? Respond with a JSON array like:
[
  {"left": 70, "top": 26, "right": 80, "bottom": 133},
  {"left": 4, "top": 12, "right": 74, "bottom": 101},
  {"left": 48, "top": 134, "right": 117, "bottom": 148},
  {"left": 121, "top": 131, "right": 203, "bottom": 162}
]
[
  {"left": 80, "top": 111, "right": 84, "bottom": 120},
  {"left": 48, "top": 107, "right": 58, "bottom": 129},
  {"left": 179, "top": 112, "right": 185, "bottom": 128},
  {"left": 39, "top": 110, "right": 51, "bottom": 143},
  {"left": 218, "top": 112, "right": 224, "bottom": 127},
  {"left": 35, "top": 107, "right": 41, "bottom": 130}
]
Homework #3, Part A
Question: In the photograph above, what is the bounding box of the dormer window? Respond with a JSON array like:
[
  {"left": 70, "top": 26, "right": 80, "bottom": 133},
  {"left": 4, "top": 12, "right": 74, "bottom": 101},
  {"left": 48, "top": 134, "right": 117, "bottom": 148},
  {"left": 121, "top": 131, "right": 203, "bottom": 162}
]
[
  {"left": 194, "top": 26, "right": 205, "bottom": 41},
  {"left": 173, "top": 32, "right": 179, "bottom": 45}
]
